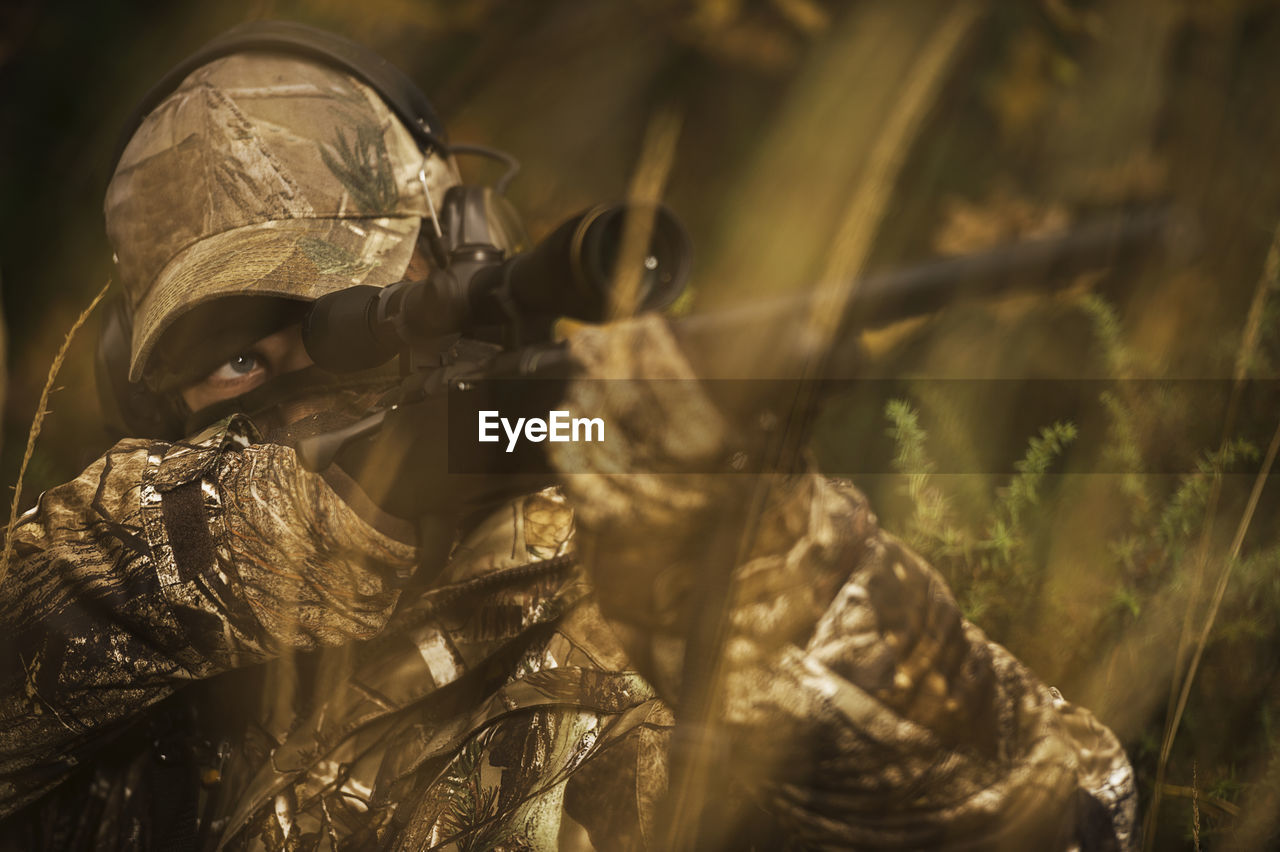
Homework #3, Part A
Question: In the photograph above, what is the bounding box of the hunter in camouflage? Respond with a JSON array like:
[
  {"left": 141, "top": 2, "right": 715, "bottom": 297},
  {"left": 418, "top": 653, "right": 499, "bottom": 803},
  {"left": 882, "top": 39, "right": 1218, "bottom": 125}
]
[{"left": 0, "top": 27, "right": 1137, "bottom": 850}]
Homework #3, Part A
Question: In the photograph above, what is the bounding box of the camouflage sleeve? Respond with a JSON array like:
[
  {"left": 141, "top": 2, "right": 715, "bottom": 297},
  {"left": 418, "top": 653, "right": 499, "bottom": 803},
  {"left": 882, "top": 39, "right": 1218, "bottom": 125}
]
[
  {"left": 0, "top": 416, "right": 416, "bottom": 817},
  {"left": 721, "top": 476, "right": 1137, "bottom": 850},
  {"left": 553, "top": 316, "right": 1134, "bottom": 846}
]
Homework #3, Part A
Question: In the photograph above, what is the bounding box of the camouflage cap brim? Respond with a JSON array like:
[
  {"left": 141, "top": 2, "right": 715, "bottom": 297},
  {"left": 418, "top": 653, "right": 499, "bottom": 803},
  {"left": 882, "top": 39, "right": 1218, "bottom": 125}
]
[{"left": 128, "top": 215, "right": 421, "bottom": 382}]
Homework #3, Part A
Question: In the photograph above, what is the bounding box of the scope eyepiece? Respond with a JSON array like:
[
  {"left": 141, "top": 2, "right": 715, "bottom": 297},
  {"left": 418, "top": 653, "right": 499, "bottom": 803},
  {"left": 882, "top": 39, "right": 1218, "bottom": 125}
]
[
  {"left": 302, "top": 285, "right": 399, "bottom": 372},
  {"left": 462, "top": 201, "right": 691, "bottom": 328}
]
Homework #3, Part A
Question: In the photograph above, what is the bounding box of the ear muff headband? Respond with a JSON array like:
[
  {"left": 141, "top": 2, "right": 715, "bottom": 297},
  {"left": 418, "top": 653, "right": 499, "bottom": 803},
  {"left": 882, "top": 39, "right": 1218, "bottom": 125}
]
[
  {"left": 99, "top": 21, "right": 451, "bottom": 441},
  {"left": 111, "top": 20, "right": 449, "bottom": 171}
]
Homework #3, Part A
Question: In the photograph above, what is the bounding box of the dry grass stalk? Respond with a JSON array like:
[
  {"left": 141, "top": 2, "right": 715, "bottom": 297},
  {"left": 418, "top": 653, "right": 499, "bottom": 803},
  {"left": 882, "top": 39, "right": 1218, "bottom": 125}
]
[
  {"left": 1159, "top": 781, "right": 1241, "bottom": 819},
  {"left": 1147, "top": 220, "right": 1280, "bottom": 844},
  {"left": 664, "top": 6, "right": 987, "bottom": 850},
  {"left": 1159, "top": 416, "right": 1280, "bottom": 816},
  {"left": 610, "top": 106, "right": 683, "bottom": 321},
  {"left": 1193, "top": 761, "right": 1202, "bottom": 852},
  {"left": 0, "top": 282, "right": 111, "bottom": 590},
  {"left": 804, "top": 0, "right": 984, "bottom": 349}
]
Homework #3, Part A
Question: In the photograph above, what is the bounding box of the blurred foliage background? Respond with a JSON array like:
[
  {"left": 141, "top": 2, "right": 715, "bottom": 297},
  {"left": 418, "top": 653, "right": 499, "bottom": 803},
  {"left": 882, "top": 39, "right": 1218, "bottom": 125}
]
[{"left": 3, "top": 0, "right": 1280, "bottom": 847}]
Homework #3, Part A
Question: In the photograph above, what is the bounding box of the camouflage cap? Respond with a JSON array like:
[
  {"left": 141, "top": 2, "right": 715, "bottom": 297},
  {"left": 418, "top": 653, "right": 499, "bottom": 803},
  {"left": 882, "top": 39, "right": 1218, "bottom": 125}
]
[{"left": 105, "top": 51, "right": 459, "bottom": 382}]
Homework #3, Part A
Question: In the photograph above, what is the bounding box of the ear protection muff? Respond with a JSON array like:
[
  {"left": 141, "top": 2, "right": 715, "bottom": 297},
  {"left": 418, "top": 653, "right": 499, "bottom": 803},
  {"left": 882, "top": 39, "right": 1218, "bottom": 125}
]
[
  {"left": 97, "top": 20, "right": 524, "bottom": 441},
  {"left": 95, "top": 295, "right": 185, "bottom": 439}
]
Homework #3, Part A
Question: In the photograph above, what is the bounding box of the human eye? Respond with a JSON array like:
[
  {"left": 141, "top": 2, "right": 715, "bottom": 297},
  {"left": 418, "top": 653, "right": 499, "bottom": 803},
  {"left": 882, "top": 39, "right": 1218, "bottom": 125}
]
[{"left": 209, "top": 352, "right": 263, "bottom": 381}]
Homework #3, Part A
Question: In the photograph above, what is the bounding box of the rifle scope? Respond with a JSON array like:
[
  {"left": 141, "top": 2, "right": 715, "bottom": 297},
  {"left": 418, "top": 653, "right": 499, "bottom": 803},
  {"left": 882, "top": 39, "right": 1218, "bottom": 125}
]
[{"left": 302, "top": 202, "right": 692, "bottom": 372}]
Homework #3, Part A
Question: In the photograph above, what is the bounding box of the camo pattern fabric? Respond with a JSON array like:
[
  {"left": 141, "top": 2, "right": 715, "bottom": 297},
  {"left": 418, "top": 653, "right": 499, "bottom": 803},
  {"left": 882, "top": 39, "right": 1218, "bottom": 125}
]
[
  {"left": 716, "top": 477, "right": 1138, "bottom": 849},
  {"left": 0, "top": 410, "right": 1135, "bottom": 849},
  {"left": 204, "top": 471, "right": 1135, "bottom": 850},
  {"left": 552, "top": 315, "right": 1138, "bottom": 849},
  {"left": 211, "top": 490, "right": 672, "bottom": 850},
  {"left": 0, "top": 416, "right": 415, "bottom": 823}
]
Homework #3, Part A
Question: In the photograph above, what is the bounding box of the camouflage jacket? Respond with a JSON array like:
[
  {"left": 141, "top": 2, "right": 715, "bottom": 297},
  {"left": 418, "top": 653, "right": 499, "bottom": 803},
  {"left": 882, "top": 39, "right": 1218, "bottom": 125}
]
[{"left": 0, "top": 415, "right": 1136, "bottom": 850}]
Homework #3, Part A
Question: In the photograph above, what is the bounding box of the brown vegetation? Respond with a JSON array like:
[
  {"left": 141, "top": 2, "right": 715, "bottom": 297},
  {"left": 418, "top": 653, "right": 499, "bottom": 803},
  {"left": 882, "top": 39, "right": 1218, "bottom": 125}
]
[{"left": 2, "top": 1, "right": 1279, "bottom": 847}]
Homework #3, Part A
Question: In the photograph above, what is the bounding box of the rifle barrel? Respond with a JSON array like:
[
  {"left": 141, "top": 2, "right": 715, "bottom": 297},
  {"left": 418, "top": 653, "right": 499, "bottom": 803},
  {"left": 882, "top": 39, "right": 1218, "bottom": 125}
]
[{"left": 674, "top": 206, "right": 1194, "bottom": 375}]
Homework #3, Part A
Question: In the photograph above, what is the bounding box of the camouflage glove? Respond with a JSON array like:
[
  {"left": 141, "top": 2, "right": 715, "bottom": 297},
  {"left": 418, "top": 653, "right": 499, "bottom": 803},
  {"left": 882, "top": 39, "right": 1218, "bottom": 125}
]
[
  {"left": 548, "top": 315, "right": 731, "bottom": 619},
  {"left": 548, "top": 316, "right": 837, "bottom": 696},
  {"left": 550, "top": 319, "right": 1139, "bottom": 848}
]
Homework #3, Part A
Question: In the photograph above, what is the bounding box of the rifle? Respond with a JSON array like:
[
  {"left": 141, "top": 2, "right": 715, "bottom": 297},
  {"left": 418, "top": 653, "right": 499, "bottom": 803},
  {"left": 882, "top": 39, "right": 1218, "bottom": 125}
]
[{"left": 295, "top": 202, "right": 1192, "bottom": 483}]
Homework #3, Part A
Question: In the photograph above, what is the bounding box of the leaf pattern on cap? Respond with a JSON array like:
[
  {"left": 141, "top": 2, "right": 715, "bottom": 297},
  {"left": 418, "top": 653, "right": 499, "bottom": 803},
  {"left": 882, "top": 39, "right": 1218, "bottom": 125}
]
[{"left": 318, "top": 121, "right": 399, "bottom": 215}]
